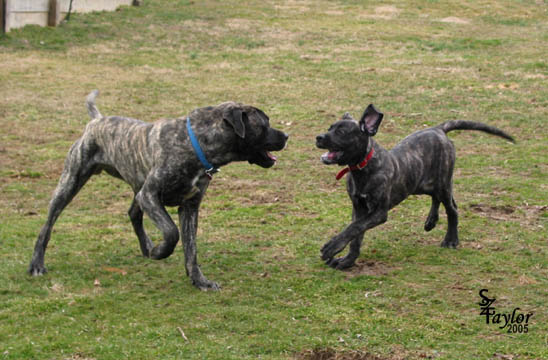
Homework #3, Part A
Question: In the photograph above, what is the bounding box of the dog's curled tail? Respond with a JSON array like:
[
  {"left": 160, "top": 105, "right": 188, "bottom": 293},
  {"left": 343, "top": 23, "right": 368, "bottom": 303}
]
[
  {"left": 439, "top": 120, "right": 515, "bottom": 143},
  {"left": 86, "top": 90, "right": 102, "bottom": 120}
]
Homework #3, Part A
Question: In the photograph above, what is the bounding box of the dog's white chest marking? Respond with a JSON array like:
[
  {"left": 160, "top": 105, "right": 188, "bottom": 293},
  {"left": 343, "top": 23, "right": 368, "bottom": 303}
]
[{"left": 183, "top": 174, "right": 201, "bottom": 200}]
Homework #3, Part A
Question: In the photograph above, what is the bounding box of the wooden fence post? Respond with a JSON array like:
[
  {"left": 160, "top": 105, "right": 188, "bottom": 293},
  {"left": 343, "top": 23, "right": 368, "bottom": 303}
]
[
  {"left": 1, "top": 0, "right": 5, "bottom": 34},
  {"left": 48, "top": 0, "right": 60, "bottom": 27}
]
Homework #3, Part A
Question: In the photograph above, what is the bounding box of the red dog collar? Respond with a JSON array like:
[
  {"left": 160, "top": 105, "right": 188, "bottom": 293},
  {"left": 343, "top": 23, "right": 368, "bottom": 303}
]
[{"left": 336, "top": 147, "right": 375, "bottom": 180}]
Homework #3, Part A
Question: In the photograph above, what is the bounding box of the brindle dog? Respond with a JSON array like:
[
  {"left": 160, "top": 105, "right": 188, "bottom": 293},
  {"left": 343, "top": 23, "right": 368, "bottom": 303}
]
[
  {"left": 29, "top": 91, "right": 288, "bottom": 290},
  {"left": 316, "top": 104, "right": 514, "bottom": 270}
]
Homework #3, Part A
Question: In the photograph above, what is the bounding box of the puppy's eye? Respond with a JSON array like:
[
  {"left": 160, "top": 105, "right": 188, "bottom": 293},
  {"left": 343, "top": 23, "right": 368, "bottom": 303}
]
[{"left": 335, "top": 128, "right": 346, "bottom": 136}]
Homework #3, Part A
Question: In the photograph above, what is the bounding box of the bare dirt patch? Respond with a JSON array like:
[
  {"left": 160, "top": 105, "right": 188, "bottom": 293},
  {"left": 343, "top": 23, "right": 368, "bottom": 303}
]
[
  {"left": 225, "top": 18, "right": 260, "bottom": 31},
  {"left": 344, "top": 259, "right": 396, "bottom": 278},
  {"left": 274, "top": 0, "right": 311, "bottom": 13},
  {"left": 356, "top": 5, "right": 400, "bottom": 20},
  {"left": 468, "top": 203, "right": 547, "bottom": 228},
  {"left": 297, "top": 348, "right": 390, "bottom": 360},
  {"left": 439, "top": 17, "right": 470, "bottom": 25}
]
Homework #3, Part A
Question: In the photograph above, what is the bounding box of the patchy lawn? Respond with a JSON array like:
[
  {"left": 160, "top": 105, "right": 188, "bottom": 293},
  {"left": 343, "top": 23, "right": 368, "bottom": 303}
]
[{"left": 1, "top": 0, "right": 546, "bottom": 359}]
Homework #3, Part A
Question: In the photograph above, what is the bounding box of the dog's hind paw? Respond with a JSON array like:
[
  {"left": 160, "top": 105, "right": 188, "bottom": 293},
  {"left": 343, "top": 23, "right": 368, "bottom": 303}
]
[{"left": 28, "top": 264, "right": 47, "bottom": 276}]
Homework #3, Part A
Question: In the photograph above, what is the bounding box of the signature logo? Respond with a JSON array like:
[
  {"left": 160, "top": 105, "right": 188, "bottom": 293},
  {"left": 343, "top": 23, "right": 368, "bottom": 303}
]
[{"left": 479, "top": 289, "right": 533, "bottom": 333}]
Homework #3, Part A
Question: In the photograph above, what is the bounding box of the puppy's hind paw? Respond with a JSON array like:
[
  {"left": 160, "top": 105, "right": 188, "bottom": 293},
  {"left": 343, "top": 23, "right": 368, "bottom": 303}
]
[
  {"left": 424, "top": 214, "right": 438, "bottom": 232},
  {"left": 424, "top": 219, "right": 437, "bottom": 232}
]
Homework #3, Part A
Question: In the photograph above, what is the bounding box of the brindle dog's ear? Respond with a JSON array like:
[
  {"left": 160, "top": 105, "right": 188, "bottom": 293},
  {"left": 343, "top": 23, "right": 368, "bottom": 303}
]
[
  {"left": 224, "top": 108, "right": 246, "bottom": 138},
  {"left": 359, "top": 104, "right": 384, "bottom": 136}
]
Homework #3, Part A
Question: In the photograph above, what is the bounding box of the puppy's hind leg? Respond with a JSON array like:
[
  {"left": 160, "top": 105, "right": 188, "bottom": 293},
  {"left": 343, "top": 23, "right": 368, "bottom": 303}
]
[
  {"left": 424, "top": 197, "right": 440, "bottom": 232},
  {"left": 29, "top": 140, "right": 96, "bottom": 275},
  {"left": 440, "top": 191, "right": 459, "bottom": 248}
]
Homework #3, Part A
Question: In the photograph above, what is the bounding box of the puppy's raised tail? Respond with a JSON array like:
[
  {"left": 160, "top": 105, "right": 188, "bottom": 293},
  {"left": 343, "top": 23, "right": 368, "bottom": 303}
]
[
  {"left": 438, "top": 120, "right": 515, "bottom": 143},
  {"left": 86, "top": 90, "right": 102, "bottom": 120}
]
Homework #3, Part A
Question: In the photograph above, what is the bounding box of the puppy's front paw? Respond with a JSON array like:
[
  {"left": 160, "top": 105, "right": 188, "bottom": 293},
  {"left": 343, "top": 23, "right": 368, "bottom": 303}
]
[
  {"left": 326, "top": 256, "right": 356, "bottom": 270},
  {"left": 320, "top": 235, "right": 348, "bottom": 261}
]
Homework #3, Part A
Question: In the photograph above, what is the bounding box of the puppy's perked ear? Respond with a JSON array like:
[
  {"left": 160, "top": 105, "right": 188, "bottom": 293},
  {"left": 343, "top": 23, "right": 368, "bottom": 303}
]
[
  {"left": 223, "top": 108, "right": 246, "bottom": 138},
  {"left": 359, "top": 104, "right": 383, "bottom": 136}
]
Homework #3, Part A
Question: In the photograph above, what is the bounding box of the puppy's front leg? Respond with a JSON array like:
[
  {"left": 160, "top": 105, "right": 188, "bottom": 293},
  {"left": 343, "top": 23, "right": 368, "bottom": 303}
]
[{"left": 321, "top": 210, "right": 388, "bottom": 266}]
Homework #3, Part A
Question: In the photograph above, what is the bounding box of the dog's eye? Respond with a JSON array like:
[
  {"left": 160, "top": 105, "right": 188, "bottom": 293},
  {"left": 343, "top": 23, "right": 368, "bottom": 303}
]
[{"left": 335, "top": 128, "right": 346, "bottom": 136}]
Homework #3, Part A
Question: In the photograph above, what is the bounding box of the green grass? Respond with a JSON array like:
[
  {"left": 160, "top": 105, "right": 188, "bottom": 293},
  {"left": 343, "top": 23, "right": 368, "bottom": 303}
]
[{"left": 1, "top": 1, "right": 547, "bottom": 359}]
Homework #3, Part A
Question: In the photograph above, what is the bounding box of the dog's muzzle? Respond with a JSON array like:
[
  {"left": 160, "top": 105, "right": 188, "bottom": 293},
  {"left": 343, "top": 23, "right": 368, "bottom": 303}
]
[{"left": 316, "top": 134, "right": 343, "bottom": 165}]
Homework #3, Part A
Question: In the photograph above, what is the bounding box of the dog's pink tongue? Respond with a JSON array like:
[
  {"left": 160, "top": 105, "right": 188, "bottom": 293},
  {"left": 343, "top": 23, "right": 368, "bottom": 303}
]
[
  {"left": 327, "top": 151, "right": 338, "bottom": 160},
  {"left": 267, "top": 152, "right": 277, "bottom": 161}
]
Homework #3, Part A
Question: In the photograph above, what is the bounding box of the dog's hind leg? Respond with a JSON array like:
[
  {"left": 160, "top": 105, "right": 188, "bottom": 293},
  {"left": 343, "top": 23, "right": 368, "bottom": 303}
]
[
  {"left": 440, "top": 191, "right": 459, "bottom": 248},
  {"left": 128, "top": 198, "right": 154, "bottom": 257},
  {"left": 424, "top": 197, "right": 440, "bottom": 231},
  {"left": 29, "top": 140, "right": 96, "bottom": 275}
]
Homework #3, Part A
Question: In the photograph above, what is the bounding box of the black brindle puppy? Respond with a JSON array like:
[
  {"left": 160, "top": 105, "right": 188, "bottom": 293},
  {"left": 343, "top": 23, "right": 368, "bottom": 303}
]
[
  {"left": 316, "top": 105, "right": 514, "bottom": 269},
  {"left": 29, "top": 91, "right": 288, "bottom": 290}
]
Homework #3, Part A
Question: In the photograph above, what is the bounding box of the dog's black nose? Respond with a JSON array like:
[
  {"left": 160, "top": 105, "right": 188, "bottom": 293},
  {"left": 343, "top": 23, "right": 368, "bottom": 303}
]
[
  {"left": 316, "top": 134, "right": 325, "bottom": 142},
  {"left": 283, "top": 132, "right": 289, "bottom": 140}
]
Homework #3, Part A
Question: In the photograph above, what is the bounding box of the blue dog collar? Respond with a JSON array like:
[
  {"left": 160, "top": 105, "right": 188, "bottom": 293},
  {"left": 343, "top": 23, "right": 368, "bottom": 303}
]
[{"left": 186, "top": 117, "right": 219, "bottom": 178}]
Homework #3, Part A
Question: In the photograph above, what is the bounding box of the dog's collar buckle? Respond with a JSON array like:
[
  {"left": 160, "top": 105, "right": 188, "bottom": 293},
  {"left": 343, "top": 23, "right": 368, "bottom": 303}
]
[
  {"left": 336, "top": 147, "right": 375, "bottom": 181},
  {"left": 187, "top": 117, "right": 219, "bottom": 179},
  {"left": 205, "top": 167, "right": 219, "bottom": 179}
]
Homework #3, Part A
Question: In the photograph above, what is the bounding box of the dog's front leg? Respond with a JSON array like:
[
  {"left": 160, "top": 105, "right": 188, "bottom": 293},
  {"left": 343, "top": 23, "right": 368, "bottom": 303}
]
[
  {"left": 135, "top": 188, "right": 179, "bottom": 260},
  {"left": 178, "top": 198, "right": 220, "bottom": 291},
  {"left": 128, "top": 198, "right": 154, "bottom": 257},
  {"left": 177, "top": 178, "right": 219, "bottom": 291},
  {"left": 321, "top": 210, "right": 388, "bottom": 266}
]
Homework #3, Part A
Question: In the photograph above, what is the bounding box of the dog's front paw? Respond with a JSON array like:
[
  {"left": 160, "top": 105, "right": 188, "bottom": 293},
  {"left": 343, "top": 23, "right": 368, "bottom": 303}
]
[
  {"left": 192, "top": 278, "right": 221, "bottom": 292},
  {"left": 150, "top": 243, "right": 176, "bottom": 260},
  {"left": 326, "top": 256, "right": 356, "bottom": 270},
  {"left": 321, "top": 235, "right": 348, "bottom": 261},
  {"left": 28, "top": 263, "right": 47, "bottom": 276}
]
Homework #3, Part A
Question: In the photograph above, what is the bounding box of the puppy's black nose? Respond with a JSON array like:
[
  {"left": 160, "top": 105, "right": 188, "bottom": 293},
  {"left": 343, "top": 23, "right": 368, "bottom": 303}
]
[
  {"left": 316, "top": 134, "right": 325, "bottom": 142},
  {"left": 283, "top": 132, "right": 289, "bottom": 140}
]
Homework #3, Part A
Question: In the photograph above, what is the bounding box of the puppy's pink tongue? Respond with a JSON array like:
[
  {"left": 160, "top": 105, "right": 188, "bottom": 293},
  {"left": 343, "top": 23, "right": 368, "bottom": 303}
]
[
  {"left": 267, "top": 152, "right": 277, "bottom": 161},
  {"left": 321, "top": 151, "right": 339, "bottom": 162}
]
